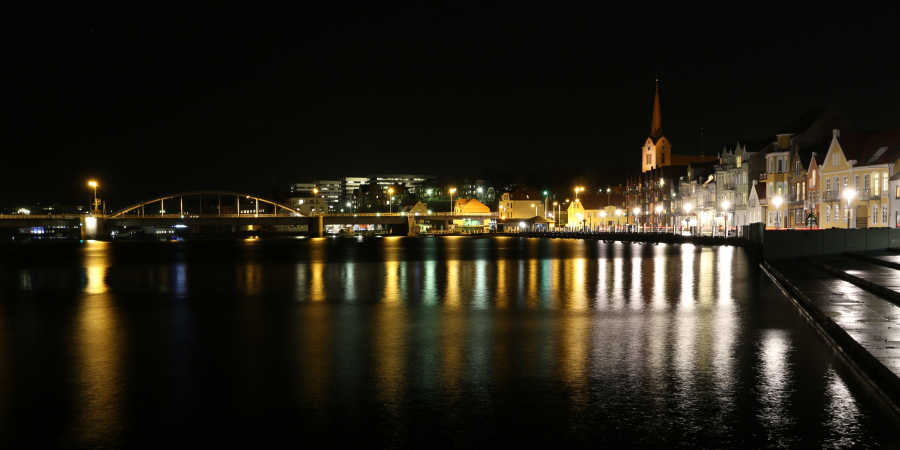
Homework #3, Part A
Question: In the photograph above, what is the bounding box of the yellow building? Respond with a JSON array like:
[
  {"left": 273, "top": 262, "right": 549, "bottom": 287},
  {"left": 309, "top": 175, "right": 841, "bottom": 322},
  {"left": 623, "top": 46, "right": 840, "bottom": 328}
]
[
  {"left": 566, "top": 197, "right": 626, "bottom": 229},
  {"left": 817, "top": 129, "right": 898, "bottom": 228},
  {"left": 761, "top": 134, "right": 793, "bottom": 228}
]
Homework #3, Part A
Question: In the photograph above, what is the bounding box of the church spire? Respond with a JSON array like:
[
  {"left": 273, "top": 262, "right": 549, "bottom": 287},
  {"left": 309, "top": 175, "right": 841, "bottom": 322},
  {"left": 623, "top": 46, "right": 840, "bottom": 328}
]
[{"left": 650, "top": 78, "right": 662, "bottom": 139}]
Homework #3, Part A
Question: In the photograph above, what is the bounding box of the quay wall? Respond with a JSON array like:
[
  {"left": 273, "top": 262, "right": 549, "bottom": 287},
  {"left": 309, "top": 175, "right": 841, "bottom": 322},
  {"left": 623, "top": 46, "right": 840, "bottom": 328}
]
[{"left": 759, "top": 228, "right": 900, "bottom": 259}]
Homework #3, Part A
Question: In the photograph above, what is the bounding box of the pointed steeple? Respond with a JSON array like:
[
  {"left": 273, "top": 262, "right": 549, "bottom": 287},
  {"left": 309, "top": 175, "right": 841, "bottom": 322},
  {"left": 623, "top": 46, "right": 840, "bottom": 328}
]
[{"left": 650, "top": 78, "right": 662, "bottom": 139}]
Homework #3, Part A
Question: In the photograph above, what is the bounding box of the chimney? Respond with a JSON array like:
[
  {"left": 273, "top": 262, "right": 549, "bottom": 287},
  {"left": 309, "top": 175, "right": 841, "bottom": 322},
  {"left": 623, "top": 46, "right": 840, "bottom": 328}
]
[{"left": 776, "top": 133, "right": 792, "bottom": 150}]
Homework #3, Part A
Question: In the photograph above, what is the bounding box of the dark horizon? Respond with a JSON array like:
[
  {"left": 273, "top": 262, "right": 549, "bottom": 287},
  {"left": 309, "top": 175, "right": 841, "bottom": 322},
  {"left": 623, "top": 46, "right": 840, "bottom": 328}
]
[{"left": 6, "top": 5, "right": 900, "bottom": 205}]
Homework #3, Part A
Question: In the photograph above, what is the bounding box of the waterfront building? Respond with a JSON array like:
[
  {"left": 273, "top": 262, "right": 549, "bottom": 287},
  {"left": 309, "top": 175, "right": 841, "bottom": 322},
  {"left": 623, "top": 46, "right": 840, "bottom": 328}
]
[
  {"left": 498, "top": 192, "right": 545, "bottom": 219},
  {"left": 714, "top": 143, "right": 764, "bottom": 229},
  {"left": 342, "top": 177, "right": 369, "bottom": 209},
  {"left": 628, "top": 165, "right": 687, "bottom": 228},
  {"left": 371, "top": 174, "right": 431, "bottom": 195},
  {"left": 817, "top": 129, "right": 898, "bottom": 228},
  {"left": 891, "top": 173, "right": 900, "bottom": 227},
  {"left": 761, "top": 134, "right": 793, "bottom": 228},
  {"left": 748, "top": 180, "right": 765, "bottom": 225},
  {"left": 566, "top": 196, "right": 603, "bottom": 230},
  {"left": 454, "top": 198, "right": 491, "bottom": 215},
  {"left": 805, "top": 153, "right": 824, "bottom": 227}
]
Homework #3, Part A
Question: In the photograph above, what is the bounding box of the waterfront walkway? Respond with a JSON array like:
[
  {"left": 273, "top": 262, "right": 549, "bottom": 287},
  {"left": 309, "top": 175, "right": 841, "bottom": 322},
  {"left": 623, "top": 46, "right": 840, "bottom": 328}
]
[{"left": 771, "top": 251, "right": 900, "bottom": 410}]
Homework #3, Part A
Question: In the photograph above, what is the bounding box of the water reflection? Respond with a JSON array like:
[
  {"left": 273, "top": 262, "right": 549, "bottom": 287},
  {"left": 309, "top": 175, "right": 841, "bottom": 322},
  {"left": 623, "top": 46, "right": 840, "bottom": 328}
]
[
  {"left": 76, "top": 241, "right": 122, "bottom": 444},
  {"left": 1, "top": 238, "right": 897, "bottom": 448}
]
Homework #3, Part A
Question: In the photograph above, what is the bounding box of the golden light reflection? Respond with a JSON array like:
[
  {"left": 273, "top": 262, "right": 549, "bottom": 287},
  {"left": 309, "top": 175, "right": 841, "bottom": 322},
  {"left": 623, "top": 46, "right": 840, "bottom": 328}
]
[
  {"left": 382, "top": 259, "right": 400, "bottom": 304},
  {"left": 527, "top": 258, "right": 539, "bottom": 309},
  {"left": 77, "top": 241, "right": 123, "bottom": 443},
  {"left": 83, "top": 241, "right": 110, "bottom": 295},
  {"left": 568, "top": 258, "right": 587, "bottom": 310},
  {"left": 342, "top": 262, "right": 356, "bottom": 303},
  {"left": 495, "top": 257, "right": 508, "bottom": 309},
  {"left": 423, "top": 260, "right": 438, "bottom": 306},
  {"left": 560, "top": 315, "right": 589, "bottom": 411},
  {"left": 374, "top": 307, "right": 407, "bottom": 418},
  {"left": 472, "top": 259, "right": 488, "bottom": 309},
  {"left": 595, "top": 258, "right": 608, "bottom": 310},
  {"left": 239, "top": 263, "right": 263, "bottom": 296},
  {"left": 445, "top": 259, "right": 460, "bottom": 308}
]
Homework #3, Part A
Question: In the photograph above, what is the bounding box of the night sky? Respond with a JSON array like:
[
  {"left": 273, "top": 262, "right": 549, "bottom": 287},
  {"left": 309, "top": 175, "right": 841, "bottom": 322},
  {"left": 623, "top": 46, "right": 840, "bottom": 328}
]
[{"left": 6, "top": 5, "right": 900, "bottom": 207}]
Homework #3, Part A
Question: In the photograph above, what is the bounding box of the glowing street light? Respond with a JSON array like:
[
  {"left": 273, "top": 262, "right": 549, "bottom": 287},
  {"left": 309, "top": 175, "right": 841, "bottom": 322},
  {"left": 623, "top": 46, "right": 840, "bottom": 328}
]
[
  {"left": 449, "top": 187, "right": 457, "bottom": 213},
  {"left": 772, "top": 195, "right": 783, "bottom": 229},
  {"left": 87, "top": 180, "right": 99, "bottom": 214},
  {"left": 654, "top": 204, "right": 663, "bottom": 231},
  {"left": 683, "top": 203, "right": 694, "bottom": 235},
  {"left": 388, "top": 187, "right": 394, "bottom": 214},
  {"left": 530, "top": 203, "right": 537, "bottom": 217},
  {"left": 842, "top": 187, "right": 856, "bottom": 229},
  {"left": 574, "top": 186, "right": 584, "bottom": 200}
]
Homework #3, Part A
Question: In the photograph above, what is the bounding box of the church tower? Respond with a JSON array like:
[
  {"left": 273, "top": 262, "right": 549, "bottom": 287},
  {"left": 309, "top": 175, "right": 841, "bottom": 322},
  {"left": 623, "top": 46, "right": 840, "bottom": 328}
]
[{"left": 641, "top": 79, "right": 672, "bottom": 172}]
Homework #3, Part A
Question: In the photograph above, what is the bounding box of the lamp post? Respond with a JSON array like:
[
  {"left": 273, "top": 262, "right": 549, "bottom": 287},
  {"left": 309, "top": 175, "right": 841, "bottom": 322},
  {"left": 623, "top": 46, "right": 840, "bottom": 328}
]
[
  {"left": 449, "top": 187, "right": 456, "bottom": 213},
  {"left": 842, "top": 188, "right": 856, "bottom": 229},
  {"left": 632, "top": 207, "right": 641, "bottom": 232},
  {"left": 772, "top": 195, "right": 783, "bottom": 229},
  {"left": 543, "top": 190, "right": 549, "bottom": 218},
  {"left": 615, "top": 209, "right": 622, "bottom": 232},
  {"left": 654, "top": 204, "right": 663, "bottom": 232},
  {"left": 553, "top": 201, "right": 559, "bottom": 228},
  {"left": 683, "top": 203, "right": 693, "bottom": 235},
  {"left": 606, "top": 187, "right": 611, "bottom": 206},
  {"left": 312, "top": 187, "right": 320, "bottom": 215},
  {"left": 599, "top": 210, "right": 607, "bottom": 232},
  {"left": 721, "top": 199, "right": 731, "bottom": 238},
  {"left": 388, "top": 187, "right": 394, "bottom": 214},
  {"left": 87, "top": 180, "right": 99, "bottom": 214},
  {"left": 574, "top": 186, "right": 584, "bottom": 201}
]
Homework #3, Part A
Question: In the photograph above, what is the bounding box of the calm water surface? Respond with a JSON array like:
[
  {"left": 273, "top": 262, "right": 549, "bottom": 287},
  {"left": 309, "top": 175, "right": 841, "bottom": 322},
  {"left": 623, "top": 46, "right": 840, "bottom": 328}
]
[{"left": 0, "top": 237, "right": 897, "bottom": 448}]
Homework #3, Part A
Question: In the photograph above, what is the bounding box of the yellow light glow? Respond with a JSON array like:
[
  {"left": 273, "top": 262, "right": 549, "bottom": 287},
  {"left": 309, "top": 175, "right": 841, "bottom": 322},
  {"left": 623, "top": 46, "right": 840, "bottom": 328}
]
[{"left": 87, "top": 180, "right": 98, "bottom": 188}]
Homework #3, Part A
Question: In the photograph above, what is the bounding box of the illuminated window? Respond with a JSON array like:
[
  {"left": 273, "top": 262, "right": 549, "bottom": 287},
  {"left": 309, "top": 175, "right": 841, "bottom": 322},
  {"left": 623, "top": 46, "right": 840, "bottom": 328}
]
[
  {"left": 883, "top": 206, "right": 888, "bottom": 224},
  {"left": 873, "top": 205, "right": 878, "bottom": 224},
  {"left": 825, "top": 206, "right": 830, "bottom": 222}
]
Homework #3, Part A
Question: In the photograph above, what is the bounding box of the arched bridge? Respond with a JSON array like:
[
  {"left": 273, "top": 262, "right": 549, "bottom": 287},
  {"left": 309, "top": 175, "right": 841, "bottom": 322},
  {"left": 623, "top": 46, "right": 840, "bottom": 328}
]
[{"left": 110, "top": 191, "right": 302, "bottom": 218}]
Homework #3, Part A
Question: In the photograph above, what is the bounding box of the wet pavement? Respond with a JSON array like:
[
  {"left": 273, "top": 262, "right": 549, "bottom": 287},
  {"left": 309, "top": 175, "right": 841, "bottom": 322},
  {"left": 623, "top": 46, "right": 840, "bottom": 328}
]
[{"left": 776, "top": 259, "right": 900, "bottom": 377}]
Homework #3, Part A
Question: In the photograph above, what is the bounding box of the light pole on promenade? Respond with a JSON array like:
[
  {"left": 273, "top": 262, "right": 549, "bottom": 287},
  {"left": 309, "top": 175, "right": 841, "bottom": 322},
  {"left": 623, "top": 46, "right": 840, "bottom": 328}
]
[
  {"left": 553, "top": 201, "right": 559, "bottom": 228},
  {"left": 843, "top": 188, "right": 856, "bottom": 229},
  {"left": 772, "top": 195, "right": 783, "bottom": 229},
  {"left": 87, "top": 180, "right": 99, "bottom": 214},
  {"left": 448, "top": 187, "right": 456, "bottom": 213},
  {"left": 388, "top": 187, "right": 394, "bottom": 214},
  {"left": 683, "top": 203, "right": 693, "bottom": 235},
  {"left": 632, "top": 207, "right": 641, "bottom": 232},
  {"left": 654, "top": 204, "right": 663, "bottom": 232}
]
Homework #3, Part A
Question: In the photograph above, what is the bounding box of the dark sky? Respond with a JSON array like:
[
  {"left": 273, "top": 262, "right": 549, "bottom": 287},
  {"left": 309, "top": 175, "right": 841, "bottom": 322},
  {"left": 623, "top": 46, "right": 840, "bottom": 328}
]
[{"left": 6, "top": 5, "right": 900, "bottom": 206}]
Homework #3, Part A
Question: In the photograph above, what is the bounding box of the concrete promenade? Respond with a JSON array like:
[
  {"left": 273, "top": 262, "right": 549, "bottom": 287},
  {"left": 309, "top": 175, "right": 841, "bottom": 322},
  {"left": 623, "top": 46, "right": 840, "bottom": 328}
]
[{"left": 766, "top": 252, "right": 900, "bottom": 414}]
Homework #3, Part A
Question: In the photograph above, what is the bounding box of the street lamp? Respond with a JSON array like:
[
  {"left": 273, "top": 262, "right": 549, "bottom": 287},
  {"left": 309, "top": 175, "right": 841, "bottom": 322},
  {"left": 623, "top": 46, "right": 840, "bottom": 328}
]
[
  {"left": 684, "top": 202, "right": 694, "bottom": 235},
  {"left": 632, "top": 206, "right": 641, "bottom": 232},
  {"left": 654, "top": 204, "right": 663, "bottom": 232},
  {"left": 312, "top": 187, "right": 320, "bottom": 214},
  {"left": 553, "top": 201, "right": 559, "bottom": 228},
  {"left": 388, "top": 187, "right": 394, "bottom": 214},
  {"left": 87, "top": 180, "right": 99, "bottom": 214},
  {"left": 599, "top": 210, "right": 606, "bottom": 232},
  {"left": 721, "top": 199, "right": 731, "bottom": 238},
  {"left": 842, "top": 188, "right": 856, "bottom": 229},
  {"left": 772, "top": 195, "right": 783, "bottom": 229},
  {"left": 615, "top": 209, "right": 622, "bottom": 232},
  {"left": 574, "top": 186, "right": 584, "bottom": 200},
  {"left": 449, "top": 187, "right": 457, "bottom": 213}
]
